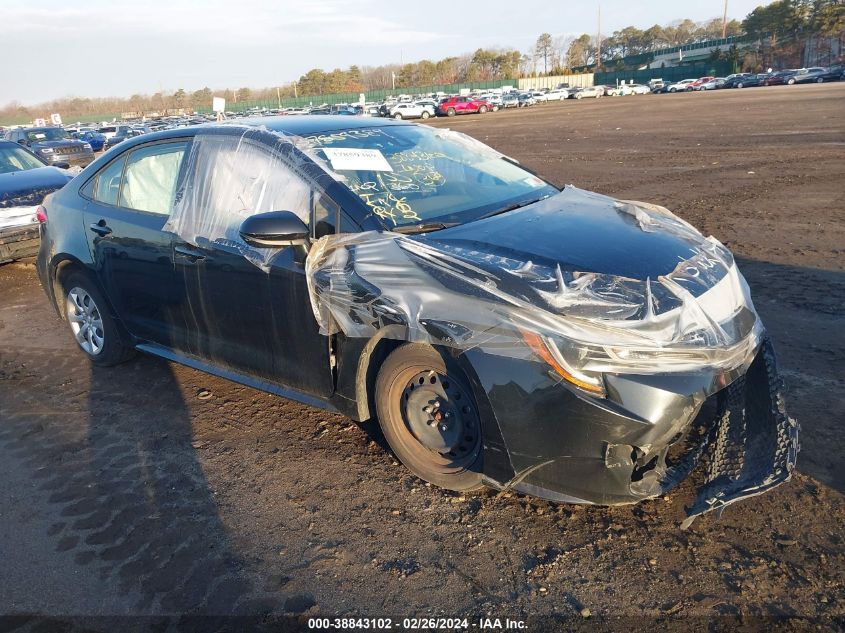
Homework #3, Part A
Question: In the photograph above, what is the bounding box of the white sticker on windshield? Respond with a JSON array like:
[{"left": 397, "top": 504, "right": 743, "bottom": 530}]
[{"left": 322, "top": 148, "right": 393, "bottom": 172}]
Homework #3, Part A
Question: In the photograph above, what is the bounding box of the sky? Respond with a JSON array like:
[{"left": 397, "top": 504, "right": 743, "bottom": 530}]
[{"left": 2, "top": 0, "right": 766, "bottom": 105}]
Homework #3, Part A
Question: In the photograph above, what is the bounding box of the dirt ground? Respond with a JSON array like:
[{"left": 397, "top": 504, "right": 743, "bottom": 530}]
[{"left": 1, "top": 84, "right": 843, "bottom": 631}]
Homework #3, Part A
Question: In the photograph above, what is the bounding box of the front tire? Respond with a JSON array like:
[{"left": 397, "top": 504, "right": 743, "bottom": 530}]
[
  {"left": 446, "top": 107, "right": 456, "bottom": 117},
  {"left": 393, "top": 113, "right": 403, "bottom": 119},
  {"left": 61, "top": 272, "right": 134, "bottom": 366},
  {"left": 374, "top": 344, "right": 484, "bottom": 492},
  {"left": 478, "top": 105, "right": 488, "bottom": 114}
]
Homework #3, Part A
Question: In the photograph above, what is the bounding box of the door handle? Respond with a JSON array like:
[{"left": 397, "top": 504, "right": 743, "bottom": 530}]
[
  {"left": 175, "top": 244, "right": 206, "bottom": 262},
  {"left": 89, "top": 220, "right": 112, "bottom": 237}
]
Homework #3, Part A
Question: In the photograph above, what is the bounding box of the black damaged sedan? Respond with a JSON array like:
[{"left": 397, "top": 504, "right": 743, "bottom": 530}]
[{"left": 36, "top": 117, "right": 797, "bottom": 526}]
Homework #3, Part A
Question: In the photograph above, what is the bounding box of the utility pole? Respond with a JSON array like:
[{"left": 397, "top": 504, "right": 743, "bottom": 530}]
[
  {"left": 596, "top": 5, "right": 602, "bottom": 69},
  {"left": 722, "top": 0, "right": 729, "bottom": 38},
  {"left": 276, "top": 86, "right": 281, "bottom": 109}
]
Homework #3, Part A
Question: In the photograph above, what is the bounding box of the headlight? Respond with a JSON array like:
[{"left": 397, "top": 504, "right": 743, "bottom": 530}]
[
  {"left": 521, "top": 330, "right": 607, "bottom": 396},
  {"left": 39, "top": 147, "right": 54, "bottom": 154},
  {"left": 82, "top": 143, "right": 91, "bottom": 149}
]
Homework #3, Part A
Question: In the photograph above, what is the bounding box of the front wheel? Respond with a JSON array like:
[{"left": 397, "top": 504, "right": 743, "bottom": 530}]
[
  {"left": 817, "top": 77, "right": 824, "bottom": 83},
  {"left": 374, "top": 344, "right": 484, "bottom": 491},
  {"left": 61, "top": 272, "right": 134, "bottom": 366},
  {"left": 393, "top": 113, "right": 403, "bottom": 119},
  {"left": 478, "top": 105, "right": 488, "bottom": 114},
  {"left": 446, "top": 107, "right": 456, "bottom": 117},
  {"left": 787, "top": 78, "right": 795, "bottom": 85}
]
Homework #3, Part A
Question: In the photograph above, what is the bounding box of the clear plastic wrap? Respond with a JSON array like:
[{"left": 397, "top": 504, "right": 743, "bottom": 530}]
[
  {"left": 163, "top": 130, "right": 313, "bottom": 269},
  {"left": 306, "top": 187, "right": 763, "bottom": 382},
  {"left": 162, "top": 124, "right": 763, "bottom": 386}
]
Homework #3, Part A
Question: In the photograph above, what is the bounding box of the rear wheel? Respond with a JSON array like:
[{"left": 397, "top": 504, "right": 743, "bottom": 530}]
[
  {"left": 478, "top": 105, "right": 488, "bottom": 114},
  {"left": 817, "top": 77, "right": 824, "bottom": 83},
  {"left": 421, "top": 110, "right": 430, "bottom": 119},
  {"left": 374, "top": 344, "right": 484, "bottom": 491},
  {"left": 393, "top": 112, "right": 403, "bottom": 119},
  {"left": 61, "top": 272, "right": 134, "bottom": 366}
]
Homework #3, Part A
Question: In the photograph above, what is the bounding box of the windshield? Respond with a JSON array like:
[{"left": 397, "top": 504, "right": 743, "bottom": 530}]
[
  {"left": 26, "top": 128, "right": 68, "bottom": 142},
  {"left": 0, "top": 145, "right": 46, "bottom": 173},
  {"left": 302, "top": 125, "right": 558, "bottom": 229}
]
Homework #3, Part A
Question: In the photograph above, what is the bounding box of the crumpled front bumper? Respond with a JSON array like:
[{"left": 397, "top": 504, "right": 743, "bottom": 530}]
[{"left": 495, "top": 338, "right": 798, "bottom": 526}]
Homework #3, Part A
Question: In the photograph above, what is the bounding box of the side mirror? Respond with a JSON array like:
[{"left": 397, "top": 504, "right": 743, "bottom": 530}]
[
  {"left": 17, "top": 139, "right": 28, "bottom": 146},
  {"left": 239, "top": 211, "right": 309, "bottom": 248}
]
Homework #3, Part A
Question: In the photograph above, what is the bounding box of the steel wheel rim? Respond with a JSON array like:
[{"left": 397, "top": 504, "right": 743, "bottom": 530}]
[
  {"left": 399, "top": 369, "right": 481, "bottom": 467},
  {"left": 66, "top": 287, "right": 105, "bottom": 355}
]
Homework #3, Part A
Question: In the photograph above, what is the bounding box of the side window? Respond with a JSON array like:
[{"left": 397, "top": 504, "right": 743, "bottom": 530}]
[
  {"left": 93, "top": 156, "right": 127, "bottom": 206},
  {"left": 166, "top": 135, "right": 313, "bottom": 247},
  {"left": 313, "top": 193, "right": 338, "bottom": 239},
  {"left": 118, "top": 141, "right": 188, "bottom": 215}
]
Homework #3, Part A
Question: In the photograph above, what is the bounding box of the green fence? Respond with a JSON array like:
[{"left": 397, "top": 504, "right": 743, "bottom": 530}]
[
  {"left": 594, "top": 60, "right": 735, "bottom": 86},
  {"left": 198, "top": 80, "right": 515, "bottom": 113}
]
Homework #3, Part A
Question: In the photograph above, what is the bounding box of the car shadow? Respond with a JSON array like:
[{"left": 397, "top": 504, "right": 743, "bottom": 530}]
[{"left": 0, "top": 348, "right": 272, "bottom": 623}]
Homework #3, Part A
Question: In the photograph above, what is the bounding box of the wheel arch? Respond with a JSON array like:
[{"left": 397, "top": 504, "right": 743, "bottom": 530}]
[
  {"left": 353, "top": 333, "right": 514, "bottom": 484},
  {"left": 51, "top": 257, "right": 117, "bottom": 323}
]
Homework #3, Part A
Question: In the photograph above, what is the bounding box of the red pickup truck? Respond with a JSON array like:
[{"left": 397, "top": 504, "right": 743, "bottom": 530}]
[{"left": 437, "top": 96, "right": 492, "bottom": 117}]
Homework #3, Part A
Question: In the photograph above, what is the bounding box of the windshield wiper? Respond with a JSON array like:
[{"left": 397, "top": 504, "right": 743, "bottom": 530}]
[
  {"left": 473, "top": 196, "right": 547, "bottom": 222},
  {"left": 392, "top": 222, "right": 458, "bottom": 235}
]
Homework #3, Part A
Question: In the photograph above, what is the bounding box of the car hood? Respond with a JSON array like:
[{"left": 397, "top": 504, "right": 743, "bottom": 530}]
[
  {"left": 30, "top": 139, "right": 86, "bottom": 149},
  {"left": 422, "top": 186, "right": 706, "bottom": 281},
  {"left": 0, "top": 166, "right": 73, "bottom": 208}
]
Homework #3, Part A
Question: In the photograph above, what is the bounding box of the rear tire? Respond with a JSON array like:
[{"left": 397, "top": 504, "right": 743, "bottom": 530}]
[
  {"left": 478, "top": 105, "right": 488, "bottom": 114},
  {"left": 60, "top": 271, "right": 134, "bottom": 366},
  {"left": 374, "top": 344, "right": 484, "bottom": 492},
  {"left": 393, "top": 113, "right": 403, "bottom": 119},
  {"left": 421, "top": 111, "right": 430, "bottom": 119}
]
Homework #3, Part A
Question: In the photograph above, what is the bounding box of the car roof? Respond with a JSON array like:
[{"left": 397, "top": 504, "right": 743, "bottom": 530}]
[
  {"left": 238, "top": 115, "right": 411, "bottom": 136},
  {"left": 95, "top": 115, "right": 415, "bottom": 151}
]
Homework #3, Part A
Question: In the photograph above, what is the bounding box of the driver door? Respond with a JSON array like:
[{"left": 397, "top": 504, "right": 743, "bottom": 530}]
[{"left": 172, "top": 134, "right": 334, "bottom": 397}]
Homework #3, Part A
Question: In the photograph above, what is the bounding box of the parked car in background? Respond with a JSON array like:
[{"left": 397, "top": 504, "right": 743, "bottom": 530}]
[
  {"left": 529, "top": 91, "right": 547, "bottom": 103},
  {"left": 414, "top": 100, "right": 439, "bottom": 115},
  {"left": 690, "top": 76, "right": 716, "bottom": 90},
  {"left": 724, "top": 74, "right": 762, "bottom": 89},
  {"left": 791, "top": 67, "right": 828, "bottom": 83},
  {"left": 573, "top": 86, "right": 603, "bottom": 99},
  {"left": 389, "top": 103, "right": 432, "bottom": 120},
  {"left": 543, "top": 89, "right": 568, "bottom": 101},
  {"left": 699, "top": 77, "right": 726, "bottom": 90},
  {"left": 760, "top": 70, "right": 797, "bottom": 86},
  {"left": 793, "top": 66, "right": 843, "bottom": 83},
  {"left": 626, "top": 83, "right": 651, "bottom": 95},
  {"left": 103, "top": 127, "right": 144, "bottom": 150},
  {"left": 517, "top": 93, "right": 536, "bottom": 107},
  {"left": 34, "top": 116, "right": 797, "bottom": 525},
  {"left": 97, "top": 125, "right": 132, "bottom": 140},
  {"left": 0, "top": 139, "right": 73, "bottom": 263},
  {"left": 501, "top": 93, "right": 519, "bottom": 108},
  {"left": 597, "top": 85, "right": 622, "bottom": 96},
  {"left": 77, "top": 131, "right": 107, "bottom": 152},
  {"left": 4, "top": 127, "right": 94, "bottom": 167},
  {"left": 667, "top": 79, "right": 697, "bottom": 92},
  {"left": 437, "top": 96, "right": 492, "bottom": 117}
]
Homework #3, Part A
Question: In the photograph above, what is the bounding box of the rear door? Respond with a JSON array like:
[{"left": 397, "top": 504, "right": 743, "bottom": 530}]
[{"left": 82, "top": 139, "right": 191, "bottom": 348}]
